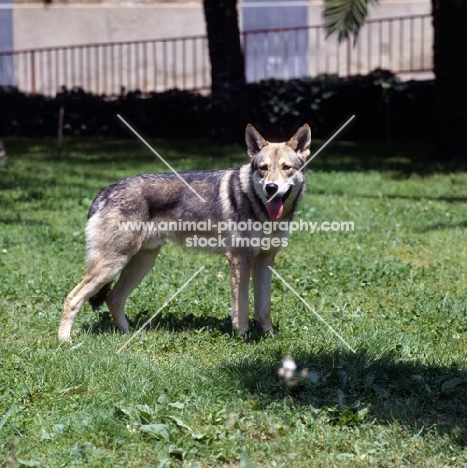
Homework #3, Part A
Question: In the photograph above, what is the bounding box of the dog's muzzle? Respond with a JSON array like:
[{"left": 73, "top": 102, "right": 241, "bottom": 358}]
[
  {"left": 266, "top": 183, "right": 279, "bottom": 197},
  {"left": 265, "top": 185, "right": 293, "bottom": 220}
]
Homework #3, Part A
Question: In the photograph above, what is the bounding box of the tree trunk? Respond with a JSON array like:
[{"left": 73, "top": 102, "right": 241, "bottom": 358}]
[
  {"left": 203, "top": 0, "right": 248, "bottom": 143},
  {"left": 432, "top": 0, "right": 467, "bottom": 160}
]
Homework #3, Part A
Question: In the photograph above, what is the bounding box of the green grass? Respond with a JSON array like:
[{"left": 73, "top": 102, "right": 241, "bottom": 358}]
[{"left": 1, "top": 137, "right": 467, "bottom": 467}]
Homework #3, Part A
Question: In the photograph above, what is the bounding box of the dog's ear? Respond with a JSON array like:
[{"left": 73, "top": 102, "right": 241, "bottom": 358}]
[
  {"left": 245, "top": 124, "right": 268, "bottom": 158},
  {"left": 287, "top": 124, "right": 312, "bottom": 159}
]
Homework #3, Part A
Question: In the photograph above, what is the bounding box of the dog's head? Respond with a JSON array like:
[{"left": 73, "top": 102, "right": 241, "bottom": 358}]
[{"left": 246, "top": 124, "right": 312, "bottom": 220}]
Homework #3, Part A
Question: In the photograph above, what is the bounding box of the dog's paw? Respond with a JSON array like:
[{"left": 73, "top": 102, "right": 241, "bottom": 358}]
[
  {"left": 58, "top": 335, "right": 73, "bottom": 343},
  {"left": 58, "top": 326, "right": 72, "bottom": 342},
  {"left": 254, "top": 319, "right": 274, "bottom": 334},
  {"left": 116, "top": 325, "right": 129, "bottom": 334}
]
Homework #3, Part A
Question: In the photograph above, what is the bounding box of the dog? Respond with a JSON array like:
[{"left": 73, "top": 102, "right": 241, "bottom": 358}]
[{"left": 58, "top": 123, "right": 312, "bottom": 341}]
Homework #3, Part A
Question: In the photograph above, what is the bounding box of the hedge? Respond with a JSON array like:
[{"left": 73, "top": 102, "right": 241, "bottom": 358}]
[{"left": 0, "top": 70, "right": 434, "bottom": 141}]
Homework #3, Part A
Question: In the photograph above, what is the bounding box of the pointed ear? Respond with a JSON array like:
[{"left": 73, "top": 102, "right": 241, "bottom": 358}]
[
  {"left": 245, "top": 124, "right": 268, "bottom": 158},
  {"left": 287, "top": 124, "right": 312, "bottom": 159}
]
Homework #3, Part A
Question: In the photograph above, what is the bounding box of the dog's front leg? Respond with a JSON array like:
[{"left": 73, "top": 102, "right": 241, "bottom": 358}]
[
  {"left": 226, "top": 251, "right": 253, "bottom": 334},
  {"left": 252, "top": 253, "right": 275, "bottom": 332}
]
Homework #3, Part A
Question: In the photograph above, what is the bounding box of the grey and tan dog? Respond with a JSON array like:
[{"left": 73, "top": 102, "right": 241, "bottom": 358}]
[{"left": 58, "top": 124, "right": 312, "bottom": 341}]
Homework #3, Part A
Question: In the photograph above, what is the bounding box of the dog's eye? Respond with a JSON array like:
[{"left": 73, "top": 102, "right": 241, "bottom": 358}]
[
  {"left": 258, "top": 164, "right": 268, "bottom": 171},
  {"left": 282, "top": 164, "right": 292, "bottom": 171}
]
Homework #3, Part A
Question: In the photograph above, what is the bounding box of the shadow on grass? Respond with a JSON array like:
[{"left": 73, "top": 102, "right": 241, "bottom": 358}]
[
  {"left": 420, "top": 221, "right": 467, "bottom": 232},
  {"left": 215, "top": 349, "right": 467, "bottom": 447},
  {"left": 82, "top": 309, "right": 278, "bottom": 343},
  {"left": 40, "top": 138, "right": 246, "bottom": 171},
  {"left": 351, "top": 193, "right": 467, "bottom": 204},
  {"left": 0, "top": 217, "right": 49, "bottom": 226},
  {"left": 131, "top": 310, "right": 234, "bottom": 335},
  {"left": 6, "top": 137, "right": 467, "bottom": 175},
  {"left": 82, "top": 310, "right": 231, "bottom": 336}
]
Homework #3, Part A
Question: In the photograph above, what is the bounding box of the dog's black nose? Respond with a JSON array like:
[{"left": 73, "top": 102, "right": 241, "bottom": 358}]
[{"left": 266, "top": 183, "right": 279, "bottom": 197}]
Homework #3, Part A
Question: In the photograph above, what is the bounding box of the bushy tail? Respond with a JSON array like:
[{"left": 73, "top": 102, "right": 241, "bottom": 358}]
[{"left": 88, "top": 282, "right": 112, "bottom": 311}]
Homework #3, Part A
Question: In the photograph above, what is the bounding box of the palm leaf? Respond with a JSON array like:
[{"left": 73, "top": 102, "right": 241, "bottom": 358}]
[{"left": 324, "top": 0, "right": 380, "bottom": 42}]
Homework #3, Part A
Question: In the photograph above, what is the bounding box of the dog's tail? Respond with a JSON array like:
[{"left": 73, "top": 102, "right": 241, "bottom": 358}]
[{"left": 89, "top": 282, "right": 112, "bottom": 311}]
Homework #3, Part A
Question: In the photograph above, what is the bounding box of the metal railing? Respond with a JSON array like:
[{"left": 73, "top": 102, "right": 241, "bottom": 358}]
[
  {"left": 0, "top": 35, "right": 211, "bottom": 96},
  {"left": 0, "top": 14, "right": 432, "bottom": 96},
  {"left": 243, "top": 14, "right": 433, "bottom": 82}
]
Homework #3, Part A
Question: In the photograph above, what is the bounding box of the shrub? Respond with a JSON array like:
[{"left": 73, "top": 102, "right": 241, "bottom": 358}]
[
  {"left": 247, "top": 70, "right": 435, "bottom": 141},
  {"left": 0, "top": 70, "right": 434, "bottom": 141}
]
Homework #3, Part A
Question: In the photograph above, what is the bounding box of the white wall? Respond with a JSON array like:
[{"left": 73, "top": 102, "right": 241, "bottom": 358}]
[
  {"left": 13, "top": 3, "right": 206, "bottom": 49},
  {"left": 308, "top": 0, "right": 430, "bottom": 22}
]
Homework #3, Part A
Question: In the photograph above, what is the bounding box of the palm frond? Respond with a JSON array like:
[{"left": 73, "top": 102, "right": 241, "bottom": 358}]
[{"left": 324, "top": 0, "right": 380, "bottom": 43}]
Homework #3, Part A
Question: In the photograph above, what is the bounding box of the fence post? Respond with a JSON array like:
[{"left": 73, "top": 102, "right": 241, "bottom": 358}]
[
  {"left": 57, "top": 106, "right": 64, "bottom": 156},
  {"left": 30, "top": 50, "right": 36, "bottom": 95}
]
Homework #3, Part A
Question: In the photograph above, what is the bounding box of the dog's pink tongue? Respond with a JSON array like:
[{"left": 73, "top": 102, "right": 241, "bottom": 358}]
[{"left": 268, "top": 198, "right": 283, "bottom": 220}]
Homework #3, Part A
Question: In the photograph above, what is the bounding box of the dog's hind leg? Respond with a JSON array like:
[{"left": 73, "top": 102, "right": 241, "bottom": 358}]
[
  {"left": 252, "top": 253, "right": 275, "bottom": 332},
  {"left": 89, "top": 282, "right": 113, "bottom": 311},
  {"left": 106, "top": 248, "right": 161, "bottom": 333},
  {"left": 58, "top": 255, "right": 130, "bottom": 341}
]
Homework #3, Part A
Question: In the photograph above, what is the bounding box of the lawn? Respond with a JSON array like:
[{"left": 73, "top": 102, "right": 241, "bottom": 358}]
[{"left": 1, "top": 136, "right": 467, "bottom": 467}]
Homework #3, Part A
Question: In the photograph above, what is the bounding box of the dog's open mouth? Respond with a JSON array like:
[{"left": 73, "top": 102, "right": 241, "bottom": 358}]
[{"left": 266, "top": 186, "right": 293, "bottom": 220}]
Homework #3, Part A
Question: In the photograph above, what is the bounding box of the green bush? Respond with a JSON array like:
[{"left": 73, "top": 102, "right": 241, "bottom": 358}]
[
  {"left": 247, "top": 70, "right": 435, "bottom": 141},
  {"left": 0, "top": 70, "right": 434, "bottom": 141}
]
